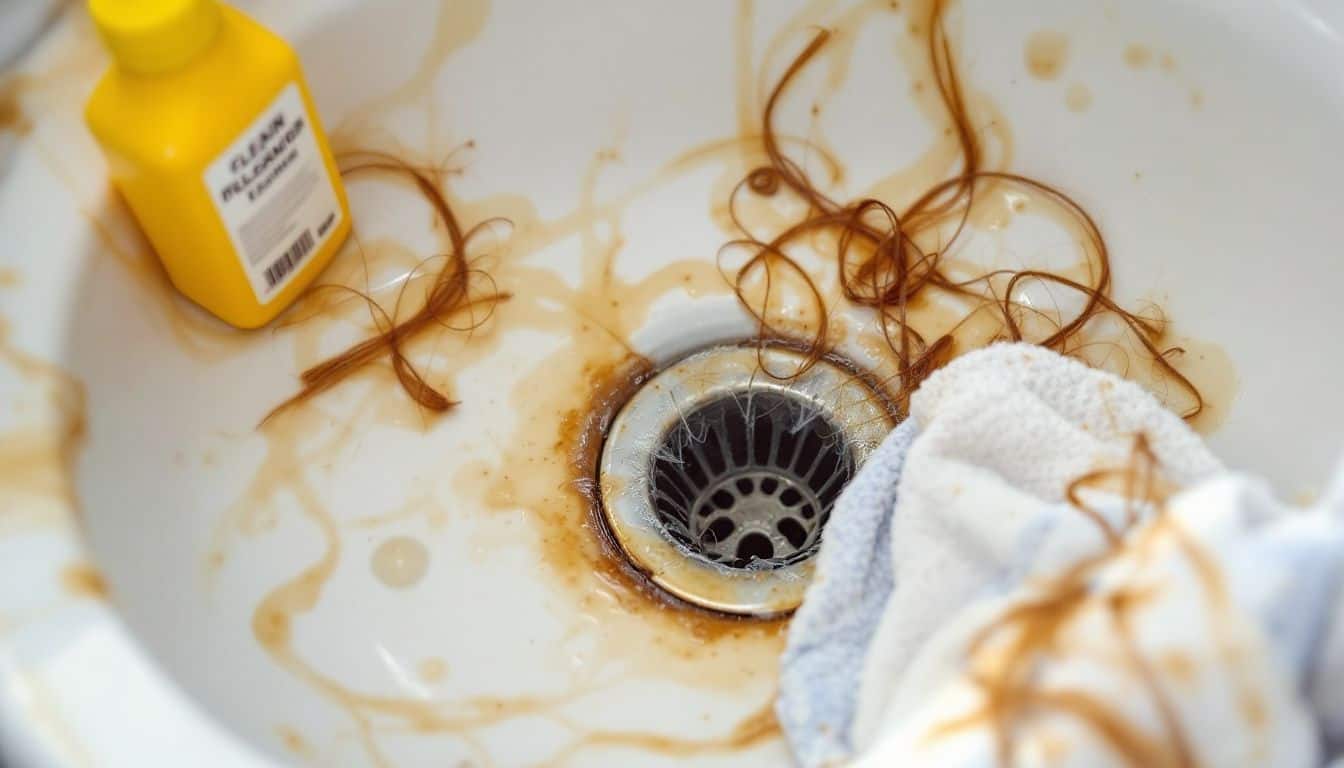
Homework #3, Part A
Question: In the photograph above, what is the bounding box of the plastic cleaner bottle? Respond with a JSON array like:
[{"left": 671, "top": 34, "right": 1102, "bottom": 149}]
[{"left": 85, "top": 0, "right": 351, "bottom": 328}]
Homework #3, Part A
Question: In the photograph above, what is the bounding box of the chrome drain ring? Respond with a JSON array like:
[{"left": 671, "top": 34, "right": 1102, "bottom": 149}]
[{"left": 598, "top": 345, "right": 895, "bottom": 616}]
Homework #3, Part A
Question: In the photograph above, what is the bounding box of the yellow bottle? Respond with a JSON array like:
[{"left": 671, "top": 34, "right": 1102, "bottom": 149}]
[{"left": 85, "top": 0, "right": 351, "bottom": 328}]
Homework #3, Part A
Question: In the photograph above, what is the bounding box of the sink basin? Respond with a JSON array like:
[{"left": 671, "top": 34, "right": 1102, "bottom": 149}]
[{"left": 3, "top": 0, "right": 1343, "bottom": 765}]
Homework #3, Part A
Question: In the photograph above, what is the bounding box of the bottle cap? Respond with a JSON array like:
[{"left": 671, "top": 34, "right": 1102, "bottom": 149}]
[{"left": 88, "top": 0, "right": 222, "bottom": 75}]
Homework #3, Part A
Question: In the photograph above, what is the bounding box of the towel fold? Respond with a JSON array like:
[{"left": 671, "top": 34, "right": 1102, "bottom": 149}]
[{"left": 778, "top": 343, "right": 1344, "bottom": 767}]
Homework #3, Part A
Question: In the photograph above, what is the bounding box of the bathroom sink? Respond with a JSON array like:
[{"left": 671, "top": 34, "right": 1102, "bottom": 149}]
[{"left": 3, "top": 0, "right": 1343, "bottom": 765}]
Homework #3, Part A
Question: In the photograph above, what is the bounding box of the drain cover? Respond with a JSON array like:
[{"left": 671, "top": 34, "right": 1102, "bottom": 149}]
[
  {"left": 650, "top": 391, "right": 849, "bottom": 569},
  {"left": 598, "top": 345, "right": 895, "bottom": 616}
]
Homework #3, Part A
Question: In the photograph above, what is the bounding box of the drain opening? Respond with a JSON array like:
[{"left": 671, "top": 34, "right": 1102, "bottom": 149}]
[
  {"left": 597, "top": 344, "right": 895, "bottom": 615},
  {"left": 649, "top": 391, "right": 854, "bottom": 570}
]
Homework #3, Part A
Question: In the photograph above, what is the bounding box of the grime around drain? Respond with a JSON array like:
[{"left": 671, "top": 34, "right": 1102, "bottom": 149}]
[{"left": 597, "top": 345, "right": 895, "bottom": 616}]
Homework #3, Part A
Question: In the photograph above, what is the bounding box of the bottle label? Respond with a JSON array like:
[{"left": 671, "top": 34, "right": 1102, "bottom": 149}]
[{"left": 204, "top": 82, "right": 343, "bottom": 303}]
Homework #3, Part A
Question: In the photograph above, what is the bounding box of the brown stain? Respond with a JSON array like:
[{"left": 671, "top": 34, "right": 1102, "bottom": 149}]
[
  {"left": 1159, "top": 651, "right": 1196, "bottom": 684},
  {"left": 1031, "top": 689, "right": 1176, "bottom": 766},
  {"left": 1066, "top": 82, "right": 1092, "bottom": 113},
  {"left": 735, "top": 0, "right": 758, "bottom": 138},
  {"left": 565, "top": 339, "right": 897, "bottom": 619},
  {"left": 333, "top": 0, "right": 492, "bottom": 146},
  {"left": 1169, "top": 337, "right": 1237, "bottom": 435},
  {"left": 547, "top": 699, "right": 780, "bottom": 764},
  {"left": 0, "top": 320, "right": 87, "bottom": 532},
  {"left": 277, "top": 725, "right": 314, "bottom": 759},
  {"left": 1294, "top": 489, "right": 1319, "bottom": 506},
  {"left": 1189, "top": 88, "right": 1205, "bottom": 109},
  {"left": 59, "top": 563, "right": 108, "bottom": 600},
  {"left": 1081, "top": 326, "right": 1238, "bottom": 436},
  {"left": 0, "top": 77, "right": 34, "bottom": 137},
  {"left": 1125, "top": 43, "right": 1153, "bottom": 70},
  {"left": 0, "top": 268, "right": 19, "bottom": 288},
  {"left": 1160, "top": 52, "right": 1177, "bottom": 74},
  {"left": 1036, "top": 729, "right": 1071, "bottom": 764},
  {"left": 347, "top": 487, "right": 450, "bottom": 530},
  {"left": 418, "top": 658, "right": 449, "bottom": 683},
  {"left": 1240, "top": 690, "right": 1266, "bottom": 728},
  {"left": 1025, "top": 29, "right": 1069, "bottom": 81}
]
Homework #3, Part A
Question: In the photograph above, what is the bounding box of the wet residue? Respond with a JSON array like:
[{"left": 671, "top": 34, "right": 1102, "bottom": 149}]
[
  {"left": 418, "top": 658, "right": 449, "bottom": 684},
  {"left": 0, "top": 319, "right": 87, "bottom": 533},
  {"left": 1065, "top": 82, "right": 1092, "bottom": 113},
  {"left": 1025, "top": 29, "right": 1069, "bottom": 81},
  {"left": 1125, "top": 43, "right": 1154, "bottom": 70},
  {"left": 0, "top": 78, "right": 33, "bottom": 137},
  {"left": 278, "top": 725, "right": 315, "bottom": 759},
  {"left": 59, "top": 563, "right": 109, "bottom": 600},
  {"left": 548, "top": 699, "right": 780, "bottom": 763},
  {"left": 370, "top": 536, "right": 430, "bottom": 589}
]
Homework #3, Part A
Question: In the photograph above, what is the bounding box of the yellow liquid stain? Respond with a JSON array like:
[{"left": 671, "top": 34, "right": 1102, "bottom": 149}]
[
  {"left": 1066, "top": 82, "right": 1093, "bottom": 113},
  {"left": 1025, "top": 29, "right": 1069, "bottom": 80},
  {"left": 59, "top": 563, "right": 109, "bottom": 600},
  {"left": 0, "top": 320, "right": 86, "bottom": 534},
  {"left": 417, "top": 658, "right": 449, "bottom": 683},
  {"left": 276, "top": 725, "right": 314, "bottom": 759},
  {"left": 1125, "top": 43, "right": 1154, "bottom": 69}
]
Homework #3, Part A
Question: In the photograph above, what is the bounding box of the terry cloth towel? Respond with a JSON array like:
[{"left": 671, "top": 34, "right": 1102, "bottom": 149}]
[{"left": 778, "top": 342, "right": 1344, "bottom": 767}]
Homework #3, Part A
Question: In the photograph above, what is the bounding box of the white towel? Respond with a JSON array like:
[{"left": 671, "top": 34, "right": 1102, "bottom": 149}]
[{"left": 778, "top": 343, "right": 1344, "bottom": 767}]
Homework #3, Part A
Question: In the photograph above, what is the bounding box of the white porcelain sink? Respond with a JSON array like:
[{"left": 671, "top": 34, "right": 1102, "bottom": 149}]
[{"left": 3, "top": 0, "right": 1343, "bottom": 765}]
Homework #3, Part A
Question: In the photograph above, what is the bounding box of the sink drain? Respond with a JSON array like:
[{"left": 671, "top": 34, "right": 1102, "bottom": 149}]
[
  {"left": 650, "top": 391, "right": 850, "bottom": 569},
  {"left": 597, "top": 344, "right": 895, "bottom": 616}
]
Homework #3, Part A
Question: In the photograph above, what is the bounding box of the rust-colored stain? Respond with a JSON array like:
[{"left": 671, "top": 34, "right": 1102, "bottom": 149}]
[{"left": 60, "top": 563, "right": 108, "bottom": 600}]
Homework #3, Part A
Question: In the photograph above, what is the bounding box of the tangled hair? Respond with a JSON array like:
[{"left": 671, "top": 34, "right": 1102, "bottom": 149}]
[
  {"left": 264, "top": 151, "right": 509, "bottom": 423},
  {"left": 723, "top": 0, "right": 1201, "bottom": 415}
]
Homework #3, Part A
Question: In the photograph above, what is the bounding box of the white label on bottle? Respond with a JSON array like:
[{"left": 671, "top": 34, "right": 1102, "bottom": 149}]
[{"left": 204, "top": 82, "right": 342, "bottom": 303}]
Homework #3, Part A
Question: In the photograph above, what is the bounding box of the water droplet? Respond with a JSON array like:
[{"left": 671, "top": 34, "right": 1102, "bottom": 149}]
[{"left": 371, "top": 536, "right": 430, "bottom": 589}]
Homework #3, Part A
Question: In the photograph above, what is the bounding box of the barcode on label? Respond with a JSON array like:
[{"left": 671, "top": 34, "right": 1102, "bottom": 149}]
[{"left": 263, "top": 229, "right": 315, "bottom": 290}]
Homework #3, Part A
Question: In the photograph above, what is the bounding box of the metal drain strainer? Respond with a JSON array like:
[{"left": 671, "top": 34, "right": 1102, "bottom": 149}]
[
  {"left": 598, "top": 345, "right": 896, "bottom": 616},
  {"left": 650, "top": 392, "right": 849, "bottom": 569}
]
